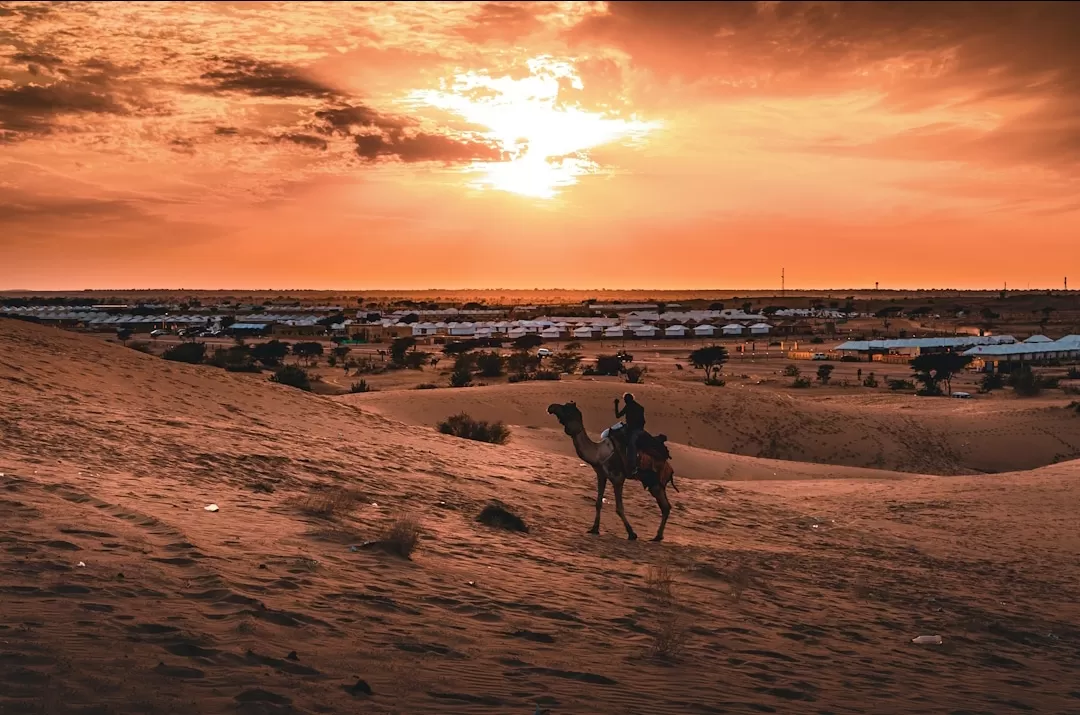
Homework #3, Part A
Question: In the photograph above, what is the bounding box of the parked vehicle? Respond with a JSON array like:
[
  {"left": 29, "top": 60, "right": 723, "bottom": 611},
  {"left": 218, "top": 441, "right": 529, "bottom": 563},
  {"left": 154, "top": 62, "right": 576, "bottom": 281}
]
[
  {"left": 812, "top": 353, "right": 828, "bottom": 360},
  {"left": 951, "top": 391, "right": 972, "bottom": 399}
]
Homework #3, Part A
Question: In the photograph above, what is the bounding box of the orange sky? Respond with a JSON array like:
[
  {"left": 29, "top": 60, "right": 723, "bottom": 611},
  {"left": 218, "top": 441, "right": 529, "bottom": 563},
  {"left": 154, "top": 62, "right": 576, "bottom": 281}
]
[{"left": 1, "top": 1, "right": 1078, "bottom": 291}]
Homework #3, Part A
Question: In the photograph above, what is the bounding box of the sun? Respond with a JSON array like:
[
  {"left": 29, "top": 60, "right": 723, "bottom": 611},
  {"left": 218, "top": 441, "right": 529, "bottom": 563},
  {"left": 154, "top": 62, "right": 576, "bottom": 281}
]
[{"left": 405, "top": 57, "right": 660, "bottom": 199}]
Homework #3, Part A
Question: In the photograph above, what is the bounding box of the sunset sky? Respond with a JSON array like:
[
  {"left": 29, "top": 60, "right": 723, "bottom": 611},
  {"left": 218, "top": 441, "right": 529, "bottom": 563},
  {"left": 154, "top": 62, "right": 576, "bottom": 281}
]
[{"left": 2, "top": 1, "right": 1078, "bottom": 290}]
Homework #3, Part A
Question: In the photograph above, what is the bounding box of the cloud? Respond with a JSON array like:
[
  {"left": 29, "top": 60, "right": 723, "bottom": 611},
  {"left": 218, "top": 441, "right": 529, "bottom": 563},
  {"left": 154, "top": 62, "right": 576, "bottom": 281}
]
[
  {"left": 0, "top": 80, "right": 127, "bottom": 135},
  {"left": 198, "top": 56, "right": 341, "bottom": 98},
  {"left": 456, "top": 2, "right": 545, "bottom": 43},
  {"left": 277, "top": 132, "right": 328, "bottom": 150}
]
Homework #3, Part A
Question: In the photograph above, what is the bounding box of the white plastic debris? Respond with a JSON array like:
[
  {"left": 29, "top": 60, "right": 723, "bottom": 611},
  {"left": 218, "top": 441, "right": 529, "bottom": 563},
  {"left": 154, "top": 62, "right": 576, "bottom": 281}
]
[
  {"left": 204, "top": 504, "right": 219, "bottom": 512},
  {"left": 466, "top": 580, "right": 475, "bottom": 586},
  {"left": 912, "top": 635, "right": 943, "bottom": 645},
  {"left": 77, "top": 561, "right": 86, "bottom": 568},
  {"left": 370, "top": 502, "right": 378, "bottom": 508}
]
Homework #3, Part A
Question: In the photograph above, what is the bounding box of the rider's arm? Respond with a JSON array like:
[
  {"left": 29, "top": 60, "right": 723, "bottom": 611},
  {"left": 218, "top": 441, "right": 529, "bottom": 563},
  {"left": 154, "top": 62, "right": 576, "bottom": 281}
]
[{"left": 615, "top": 404, "right": 625, "bottom": 418}]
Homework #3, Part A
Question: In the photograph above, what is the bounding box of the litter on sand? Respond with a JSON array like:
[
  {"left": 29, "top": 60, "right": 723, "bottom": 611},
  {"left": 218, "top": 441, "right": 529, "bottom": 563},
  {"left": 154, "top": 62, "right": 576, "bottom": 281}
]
[
  {"left": 77, "top": 561, "right": 86, "bottom": 567},
  {"left": 204, "top": 504, "right": 219, "bottom": 512},
  {"left": 912, "top": 635, "right": 943, "bottom": 645}
]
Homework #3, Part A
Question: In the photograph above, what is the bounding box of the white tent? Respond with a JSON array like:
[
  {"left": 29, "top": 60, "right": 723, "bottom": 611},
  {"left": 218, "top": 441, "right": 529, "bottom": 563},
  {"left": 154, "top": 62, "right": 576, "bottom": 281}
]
[
  {"left": 507, "top": 327, "right": 526, "bottom": 339},
  {"left": 634, "top": 325, "right": 657, "bottom": 338},
  {"left": 541, "top": 327, "right": 562, "bottom": 339},
  {"left": 572, "top": 326, "right": 595, "bottom": 339},
  {"left": 722, "top": 323, "right": 745, "bottom": 336},
  {"left": 749, "top": 322, "right": 772, "bottom": 335},
  {"left": 1024, "top": 334, "right": 1053, "bottom": 343},
  {"left": 665, "top": 325, "right": 688, "bottom": 337},
  {"left": 693, "top": 324, "right": 716, "bottom": 337},
  {"left": 604, "top": 326, "right": 625, "bottom": 338}
]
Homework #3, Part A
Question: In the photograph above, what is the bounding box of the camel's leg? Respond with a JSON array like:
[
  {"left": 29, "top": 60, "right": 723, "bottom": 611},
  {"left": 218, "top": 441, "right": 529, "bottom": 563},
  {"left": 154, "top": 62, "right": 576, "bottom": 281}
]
[
  {"left": 649, "top": 485, "right": 672, "bottom": 542},
  {"left": 612, "top": 480, "right": 637, "bottom": 540},
  {"left": 588, "top": 470, "right": 607, "bottom": 535}
]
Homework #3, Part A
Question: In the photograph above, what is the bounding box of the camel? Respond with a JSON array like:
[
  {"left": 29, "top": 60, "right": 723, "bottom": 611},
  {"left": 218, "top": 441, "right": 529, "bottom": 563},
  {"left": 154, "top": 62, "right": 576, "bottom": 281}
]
[{"left": 547, "top": 401, "right": 672, "bottom": 542}]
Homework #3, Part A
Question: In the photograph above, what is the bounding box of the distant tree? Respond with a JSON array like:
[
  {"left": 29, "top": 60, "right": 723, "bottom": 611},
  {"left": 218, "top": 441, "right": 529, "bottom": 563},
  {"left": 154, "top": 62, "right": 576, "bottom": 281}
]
[
  {"left": 816, "top": 364, "right": 835, "bottom": 384},
  {"left": 316, "top": 313, "right": 345, "bottom": 328},
  {"left": 979, "top": 372, "right": 1004, "bottom": 393},
  {"left": 594, "top": 354, "right": 625, "bottom": 377},
  {"left": 163, "top": 342, "right": 206, "bottom": 364},
  {"left": 399, "top": 313, "right": 420, "bottom": 324},
  {"left": 390, "top": 336, "right": 417, "bottom": 366},
  {"left": 116, "top": 327, "right": 133, "bottom": 344},
  {"left": 443, "top": 340, "right": 480, "bottom": 356},
  {"left": 862, "top": 372, "right": 879, "bottom": 388},
  {"left": 271, "top": 365, "right": 311, "bottom": 391},
  {"left": 708, "top": 302, "right": 725, "bottom": 311},
  {"left": 688, "top": 345, "right": 729, "bottom": 385},
  {"left": 292, "top": 341, "right": 324, "bottom": 366},
  {"left": 783, "top": 364, "right": 801, "bottom": 377},
  {"left": 741, "top": 302, "right": 753, "bottom": 313},
  {"left": 792, "top": 376, "right": 812, "bottom": 388},
  {"left": 980, "top": 307, "right": 999, "bottom": 322},
  {"left": 333, "top": 345, "right": 351, "bottom": 362},
  {"left": 449, "top": 358, "right": 474, "bottom": 387},
  {"left": 550, "top": 351, "right": 583, "bottom": 374},
  {"left": 507, "top": 350, "right": 541, "bottom": 377},
  {"left": 910, "top": 352, "right": 972, "bottom": 396},
  {"left": 564, "top": 341, "right": 583, "bottom": 351},
  {"left": 1008, "top": 366, "right": 1041, "bottom": 397},
  {"left": 761, "top": 306, "right": 786, "bottom": 316},
  {"left": 475, "top": 351, "right": 505, "bottom": 378},
  {"left": 624, "top": 365, "right": 647, "bottom": 384},
  {"left": 513, "top": 334, "right": 543, "bottom": 351},
  {"left": 250, "top": 340, "right": 290, "bottom": 367}
]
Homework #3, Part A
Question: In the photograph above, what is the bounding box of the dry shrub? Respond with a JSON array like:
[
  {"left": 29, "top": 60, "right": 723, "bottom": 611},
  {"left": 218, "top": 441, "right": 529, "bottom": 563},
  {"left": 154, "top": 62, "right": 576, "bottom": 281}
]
[
  {"left": 644, "top": 564, "right": 676, "bottom": 602},
  {"left": 297, "top": 487, "right": 360, "bottom": 519},
  {"left": 437, "top": 412, "right": 510, "bottom": 444},
  {"left": 364, "top": 516, "right": 423, "bottom": 559},
  {"left": 648, "top": 613, "right": 690, "bottom": 661},
  {"left": 727, "top": 562, "right": 755, "bottom": 603}
]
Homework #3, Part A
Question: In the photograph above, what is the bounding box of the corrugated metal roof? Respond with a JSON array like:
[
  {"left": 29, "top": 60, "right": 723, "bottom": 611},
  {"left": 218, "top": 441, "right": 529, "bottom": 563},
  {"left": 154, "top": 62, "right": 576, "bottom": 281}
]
[{"left": 836, "top": 336, "right": 1016, "bottom": 351}]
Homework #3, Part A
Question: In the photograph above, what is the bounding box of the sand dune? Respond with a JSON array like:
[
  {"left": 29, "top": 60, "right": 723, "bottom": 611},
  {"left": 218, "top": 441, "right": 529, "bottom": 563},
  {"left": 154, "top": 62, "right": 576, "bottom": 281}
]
[
  {"left": 3, "top": 317, "right": 1080, "bottom": 714},
  {"left": 344, "top": 378, "right": 1080, "bottom": 476}
]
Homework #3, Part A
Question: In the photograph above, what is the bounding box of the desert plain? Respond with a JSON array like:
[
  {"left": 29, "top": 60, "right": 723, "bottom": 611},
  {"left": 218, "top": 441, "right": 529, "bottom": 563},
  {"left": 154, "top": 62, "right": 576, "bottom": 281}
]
[{"left": 2, "top": 315, "right": 1080, "bottom": 715}]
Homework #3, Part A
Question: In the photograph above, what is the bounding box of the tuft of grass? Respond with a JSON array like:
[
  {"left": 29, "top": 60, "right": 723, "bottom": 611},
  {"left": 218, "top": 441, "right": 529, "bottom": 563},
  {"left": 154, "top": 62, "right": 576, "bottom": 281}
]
[
  {"left": 437, "top": 412, "right": 510, "bottom": 444},
  {"left": 648, "top": 613, "right": 690, "bottom": 661},
  {"left": 365, "top": 516, "right": 423, "bottom": 559},
  {"left": 296, "top": 487, "right": 360, "bottom": 519},
  {"left": 476, "top": 502, "right": 528, "bottom": 533},
  {"left": 350, "top": 379, "right": 374, "bottom": 393},
  {"left": 644, "top": 564, "right": 676, "bottom": 603},
  {"left": 727, "top": 562, "right": 755, "bottom": 603},
  {"left": 415, "top": 383, "right": 439, "bottom": 390}
]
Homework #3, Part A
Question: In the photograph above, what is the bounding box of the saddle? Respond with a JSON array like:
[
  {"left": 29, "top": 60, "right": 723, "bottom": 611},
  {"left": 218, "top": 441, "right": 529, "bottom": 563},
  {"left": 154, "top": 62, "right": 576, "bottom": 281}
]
[{"left": 601, "top": 422, "right": 678, "bottom": 492}]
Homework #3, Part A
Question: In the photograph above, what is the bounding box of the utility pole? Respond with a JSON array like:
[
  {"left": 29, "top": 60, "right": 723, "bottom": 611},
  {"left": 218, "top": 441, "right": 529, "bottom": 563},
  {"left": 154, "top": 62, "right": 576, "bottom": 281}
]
[{"left": 781, "top": 267, "right": 785, "bottom": 297}]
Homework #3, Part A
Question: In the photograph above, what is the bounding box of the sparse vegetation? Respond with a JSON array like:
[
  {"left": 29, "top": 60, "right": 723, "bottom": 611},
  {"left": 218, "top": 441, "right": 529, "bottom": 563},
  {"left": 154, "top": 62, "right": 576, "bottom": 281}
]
[
  {"left": 415, "top": 383, "right": 438, "bottom": 390},
  {"left": 792, "top": 376, "right": 812, "bottom": 388},
  {"left": 862, "top": 372, "right": 879, "bottom": 387},
  {"left": 1008, "top": 366, "right": 1041, "bottom": 397},
  {"left": 291, "top": 341, "right": 324, "bottom": 366},
  {"left": 688, "top": 345, "right": 728, "bottom": 385},
  {"left": 475, "top": 351, "right": 505, "bottom": 378},
  {"left": 533, "top": 369, "right": 561, "bottom": 381},
  {"left": 648, "top": 613, "right": 690, "bottom": 662},
  {"left": 727, "top": 562, "right": 755, "bottom": 603},
  {"left": 297, "top": 487, "right": 360, "bottom": 519},
  {"left": 593, "top": 354, "right": 625, "bottom": 376},
  {"left": 350, "top": 379, "right": 373, "bottom": 393},
  {"left": 624, "top": 365, "right": 647, "bottom": 384},
  {"left": 127, "top": 341, "right": 152, "bottom": 354},
  {"left": 1067, "top": 367, "right": 1080, "bottom": 380},
  {"left": 816, "top": 364, "right": 834, "bottom": 384},
  {"left": 979, "top": 372, "right": 1005, "bottom": 392},
  {"left": 476, "top": 503, "right": 528, "bottom": 533},
  {"left": 782, "top": 364, "right": 801, "bottom": 377},
  {"left": 550, "top": 350, "right": 583, "bottom": 374},
  {"left": 910, "top": 352, "right": 972, "bottom": 396},
  {"left": 378, "top": 516, "right": 423, "bottom": 559},
  {"left": 162, "top": 342, "right": 206, "bottom": 364},
  {"left": 888, "top": 378, "right": 916, "bottom": 391},
  {"left": 644, "top": 564, "right": 676, "bottom": 603},
  {"left": 437, "top": 412, "right": 510, "bottom": 444},
  {"left": 271, "top": 365, "right": 312, "bottom": 391}
]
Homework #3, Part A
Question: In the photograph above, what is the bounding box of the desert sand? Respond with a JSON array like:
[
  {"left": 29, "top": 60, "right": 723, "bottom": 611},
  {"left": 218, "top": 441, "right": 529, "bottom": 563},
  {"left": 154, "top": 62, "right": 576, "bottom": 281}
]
[{"left": 3, "top": 317, "right": 1080, "bottom": 714}]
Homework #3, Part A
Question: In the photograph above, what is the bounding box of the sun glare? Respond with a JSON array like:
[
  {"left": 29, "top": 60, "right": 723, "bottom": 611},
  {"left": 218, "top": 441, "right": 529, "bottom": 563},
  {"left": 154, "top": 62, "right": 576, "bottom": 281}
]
[{"left": 406, "top": 57, "right": 660, "bottom": 198}]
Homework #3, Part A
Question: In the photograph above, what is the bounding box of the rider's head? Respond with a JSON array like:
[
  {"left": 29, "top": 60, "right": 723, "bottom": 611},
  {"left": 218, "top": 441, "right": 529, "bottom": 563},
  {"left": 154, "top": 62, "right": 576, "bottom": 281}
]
[{"left": 623, "top": 393, "right": 635, "bottom": 403}]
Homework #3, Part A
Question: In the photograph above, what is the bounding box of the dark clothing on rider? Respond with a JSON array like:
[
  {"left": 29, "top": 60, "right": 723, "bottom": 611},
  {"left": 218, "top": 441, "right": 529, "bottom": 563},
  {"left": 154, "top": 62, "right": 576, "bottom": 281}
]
[
  {"left": 616, "top": 400, "right": 646, "bottom": 475},
  {"left": 616, "top": 400, "right": 645, "bottom": 430}
]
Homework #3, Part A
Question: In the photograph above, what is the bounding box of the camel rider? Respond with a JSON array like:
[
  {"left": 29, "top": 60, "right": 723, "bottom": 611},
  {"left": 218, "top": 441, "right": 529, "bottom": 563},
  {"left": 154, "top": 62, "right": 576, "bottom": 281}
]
[{"left": 615, "top": 393, "right": 646, "bottom": 477}]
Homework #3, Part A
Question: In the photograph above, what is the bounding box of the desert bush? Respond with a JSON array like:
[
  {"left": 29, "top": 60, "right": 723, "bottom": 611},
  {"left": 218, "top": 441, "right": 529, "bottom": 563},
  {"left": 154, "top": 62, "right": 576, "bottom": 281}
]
[
  {"left": 1067, "top": 367, "right": 1080, "bottom": 380},
  {"left": 810, "top": 336, "right": 825, "bottom": 344},
  {"left": 292, "top": 341, "right": 324, "bottom": 365},
  {"left": 163, "top": 342, "right": 206, "bottom": 364},
  {"left": 512, "top": 334, "right": 543, "bottom": 351},
  {"left": 979, "top": 372, "right": 1004, "bottom": 392},
  {"left": 782, "top": 364, "right": 801, "bottom": 377},
  {"left": 415, "top": 382, "right": 438, "bottom": 390},
  {"left": 475, "top": 351, "right": 505, "bottom": 378},
  {"left": 128, "top": 341, "right": 152, "bottom": 354},
  {"left": 644, "top": 564, "right": 676, "bottom": 603},
  {"left": 648, "top": 613, "right": 690, "bottom": 661},
  {"left": 550, "top": 351, "right": 583, "bottom": 374},
  {"left": 350, "top": 380, "right": 373, "bottom": 393},
  {"left": 507, "top": 373, "right": 528, "bottom": 383},
  {"left": 862, "top": 372, "right": 879, "bottom": 387},
  {"left": 1040, "top": 375, "right": 1061, "bottom": 389},
  {"left": 727, "top": 562, "right": 755, "bottom": 603},
  {"left": 888, "top": 378, "right": 915, "bottom": 391},
  {"left": 624, "top": 365, "right": 647, "bottom": 384},
  {"left": 476, "top": 503, "right": 528, "bottom": 533},
  {"left": 449, "top": 365, "right": 474, "bottom": 388},
  {"left": 816, "top": 364, "right": 834, "bottom": 384},
  {"left": 379, "top": 516, "right": 423, "bottom": 559},
  {"left": 792, "top": 376, "right": 812, "bottom": 388},
  {"left": 594, "top": 354, "right": 624, "bottom": 376},
  {"left": 1008, "top": 366, "right": 1041, "bottom": 397},
  {"left": 564, "top": 341, "right": 583, "bottom": 351},
  {"left": 327, "top": 355, "right": 337, "bottom": 368},
  {"left": 534, "top": 369, "right": 561, "bottom": 381},
  {"left": 437, "top": 412, "right": 510, "bottom": 444},
  {"left": 271, "top": 365, "right": 312, "bottom": 391},
  {"left": 297, "top": 487, "right": 359, "bottom": 519}
]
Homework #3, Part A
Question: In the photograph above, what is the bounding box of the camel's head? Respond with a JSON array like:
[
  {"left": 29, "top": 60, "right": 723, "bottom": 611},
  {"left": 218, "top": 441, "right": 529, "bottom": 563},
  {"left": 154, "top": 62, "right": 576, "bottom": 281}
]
[{"left": 547, "top": 401, "right": 583, "bottom": 436}]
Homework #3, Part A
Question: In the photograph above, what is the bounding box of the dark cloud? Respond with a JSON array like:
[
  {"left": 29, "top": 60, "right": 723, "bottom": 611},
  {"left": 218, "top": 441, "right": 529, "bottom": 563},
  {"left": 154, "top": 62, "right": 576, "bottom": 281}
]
[
  {"left": 277, "top": 133, "right": 328, "bottom": 150},
  {"left": 310, "top": 102, "right": 504, "bottom": 164},
  {"left": 456, "top": 2, "right": 545, "bottom": 43},
  {"left": 11, "top": 51, "right": 64, "bottom": 68},
  {"left": 0, "top": 81, "right": 127, "bottom": 135},
  {"left": 199, "top": 57, "right": 340, "bottom": 98},
  {"left": 0, "top": 190, "right": 143, "bottom": 223},
  {"left": 214, "top": 126, "right": 239, "bottom": 135}
]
